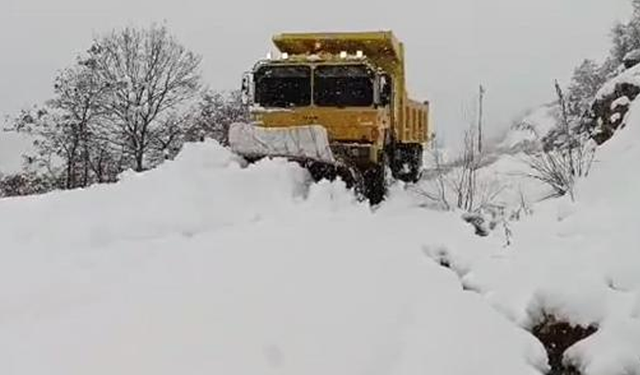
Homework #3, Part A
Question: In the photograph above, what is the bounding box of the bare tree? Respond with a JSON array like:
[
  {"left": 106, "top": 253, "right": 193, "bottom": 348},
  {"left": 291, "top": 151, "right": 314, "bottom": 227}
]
[
  {"left": 6, "top": 24, "right": 203, "bottom": 196},
  {"left": 9, "top": 107, "right": 75, "bottom": 188},
  {"left": 50, "top": 65, "right": 116, "bottom": 186},
  {"left": 86, "top": 25, "right": 202, "bottom": 171},
  {"left": 418, "top": 125, "right": 504, "bottom": 214},
  {"left": 450, "top": 128, "right": 480, "bottom": 211},
  {"left": 415, "top": 137, "right": 451, "bottom": 210},
  {"left": 431, "top": 138, "right": 451, "bottom": 210},
  {"left": 8, "top": 58, "right": 127, "bottom": 189}
]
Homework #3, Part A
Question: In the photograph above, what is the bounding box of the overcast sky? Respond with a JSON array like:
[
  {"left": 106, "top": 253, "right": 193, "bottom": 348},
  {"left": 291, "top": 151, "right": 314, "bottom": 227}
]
[{"left": 0, "top": 0, "right": 633, "bottom": 146}]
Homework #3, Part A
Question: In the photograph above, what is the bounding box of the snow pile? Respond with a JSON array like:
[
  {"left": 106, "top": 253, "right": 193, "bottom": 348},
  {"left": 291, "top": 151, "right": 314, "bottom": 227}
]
[
  {"left": 440, "top": 99, "right": 640, "bottom": 374},
  {"left": 0, "top": 141, "right": 310, "bottom": 248},
  {"left": 596, "top": 63, "right": 640, "bottom": 100},
  {"left": 0, "top": 140, "right": 547, "bottom": 375}
]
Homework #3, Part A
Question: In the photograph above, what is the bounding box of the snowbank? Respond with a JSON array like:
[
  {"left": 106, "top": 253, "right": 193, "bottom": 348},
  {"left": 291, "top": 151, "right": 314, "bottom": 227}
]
[
  {"left": 0, "top": 140, "right": 547, "bottom": 375},
  {"left": 445, "top": 98, "right": 640, "bottom": 374},
  {"left": 0, "top": 141, "right": 309, "bottom": 248},
  {"left": 596, "top": 63, "right": 640, "bottom": 100}
]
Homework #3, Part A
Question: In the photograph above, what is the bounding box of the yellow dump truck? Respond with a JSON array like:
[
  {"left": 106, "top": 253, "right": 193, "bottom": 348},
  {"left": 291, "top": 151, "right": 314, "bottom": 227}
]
[{"left": 230, "top": 31, "right": 430, "bottom": 203}]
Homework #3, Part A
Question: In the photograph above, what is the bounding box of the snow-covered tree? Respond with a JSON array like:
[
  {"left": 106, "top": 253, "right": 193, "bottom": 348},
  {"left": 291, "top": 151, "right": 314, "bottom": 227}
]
[
  {"left": 185, "top": 90, "right": 249, "bottom": 145},
  {"left": 50, "top": 65, "right": 118, "bottom": 186},
  {"left": 610, "top": 21, "right": 640, "bottom": 67},
  {"left": 8, "top": 62, "right": 120, "bottom": 189},
  {"left": 604, "top": 1, "right": 640, "bottom": 72},
  {"left": 86, "top": 25, "right": 202, "bottom": 171},
  {"left": 566, "top": 60, "right": 608, "bottom": 118},
  {"left": 7, "top": 24, "right": 205, "bottom": 196},
  {"left": 9, "top": 106, "right": 83, "bottom": 189}
]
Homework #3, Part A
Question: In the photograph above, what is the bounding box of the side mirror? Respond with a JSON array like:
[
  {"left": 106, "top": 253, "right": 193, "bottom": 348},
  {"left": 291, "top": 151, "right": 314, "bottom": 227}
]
[
  {"left": 379, "top": 74, "right": 392, "bottom": 106},
  {"left": 241, "top": 72, "right": 253, "bottom": 105}
]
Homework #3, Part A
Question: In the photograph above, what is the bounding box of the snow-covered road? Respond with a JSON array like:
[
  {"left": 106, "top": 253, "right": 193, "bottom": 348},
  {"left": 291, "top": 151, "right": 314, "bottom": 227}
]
[
  {"left": 0, "top": 141, "right": 547, "bottom": 375},
  {"left": 1, "top": 97, "right": 640, "bottom": 374}
]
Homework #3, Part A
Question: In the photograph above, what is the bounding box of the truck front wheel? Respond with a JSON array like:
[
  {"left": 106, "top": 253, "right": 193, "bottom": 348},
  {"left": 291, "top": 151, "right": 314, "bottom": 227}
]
[{"left": 390, "top": 143, "right": 423, "bottom": 183}]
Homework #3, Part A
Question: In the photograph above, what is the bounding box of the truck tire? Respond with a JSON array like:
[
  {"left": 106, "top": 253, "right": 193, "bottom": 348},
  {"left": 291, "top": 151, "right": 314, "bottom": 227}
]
[
  {"left": 357, "top": 153, "right": 390, "bottom": 205},
  {"left": 390, "top": 143, "right": 423, "bottom": 183}
]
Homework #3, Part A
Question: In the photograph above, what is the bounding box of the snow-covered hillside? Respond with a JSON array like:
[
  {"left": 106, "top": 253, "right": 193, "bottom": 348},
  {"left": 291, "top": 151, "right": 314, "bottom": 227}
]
[{"left": 441, "top": 97, "right": 640, "bottom": 374}]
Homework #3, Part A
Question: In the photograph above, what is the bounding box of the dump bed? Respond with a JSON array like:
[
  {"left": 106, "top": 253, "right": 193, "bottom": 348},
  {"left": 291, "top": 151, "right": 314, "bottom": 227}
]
[{"left": 273, "top": 31, "right": 402, "bottom": 63}]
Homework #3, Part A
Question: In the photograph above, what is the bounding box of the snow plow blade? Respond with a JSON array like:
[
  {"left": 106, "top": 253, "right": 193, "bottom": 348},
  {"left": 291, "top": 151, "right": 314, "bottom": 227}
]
[
  {"left": 228, "top": 122, "right": 336, "bottom": 164},
  {"left": 229, "top": 122, "right": 366, "bottom": 195}
]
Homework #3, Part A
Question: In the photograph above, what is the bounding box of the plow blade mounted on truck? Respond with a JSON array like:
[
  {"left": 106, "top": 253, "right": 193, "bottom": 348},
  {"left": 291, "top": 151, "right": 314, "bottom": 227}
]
[
  {"left": 229, "top": 122, "right": 368, "bottom": 196},
  {"left": 229, "top": 123, "right": 335, "bottom": 165}
]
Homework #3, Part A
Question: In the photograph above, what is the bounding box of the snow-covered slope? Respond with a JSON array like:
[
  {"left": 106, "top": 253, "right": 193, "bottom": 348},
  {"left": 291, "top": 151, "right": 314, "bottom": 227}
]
[
  {"left": 405, "top": 73, "right": 640, "bottom": 374},
  {"left": 0, "top": 141, "right": 547, "bottom": 375},
  {"left": 445, "top": 99, "right": 640, "bottom": 375}
]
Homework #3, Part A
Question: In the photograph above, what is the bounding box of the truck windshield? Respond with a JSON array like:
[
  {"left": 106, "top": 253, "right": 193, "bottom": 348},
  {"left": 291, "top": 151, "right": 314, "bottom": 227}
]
[
  {"left": 254, "top": 65, "right": 311, "bottom": 108},
  {"left": 314, "top": 65, "right": 374, "bottom": 107}
]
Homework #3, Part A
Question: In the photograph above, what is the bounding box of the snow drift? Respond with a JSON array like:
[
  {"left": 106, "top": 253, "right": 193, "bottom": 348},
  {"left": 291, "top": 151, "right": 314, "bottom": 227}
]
[
  {"left": 2, "top": 81, "right": 640, "bottom": 374},
  {"left": 444, "top": 96, "right": 640, "bottom": 374},
  {"left": 0, "top": 140, "right": 547, "bottom": 375}
]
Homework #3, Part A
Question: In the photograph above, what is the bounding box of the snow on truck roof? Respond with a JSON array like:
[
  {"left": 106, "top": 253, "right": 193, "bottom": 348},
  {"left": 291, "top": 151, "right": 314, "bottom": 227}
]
[{"left": 272, "top": 31, "right": 403, "bottom": 62}]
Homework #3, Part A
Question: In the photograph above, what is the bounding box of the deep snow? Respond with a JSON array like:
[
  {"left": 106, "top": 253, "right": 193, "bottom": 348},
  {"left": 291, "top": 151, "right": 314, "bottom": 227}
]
[
  {"left": 0, "top": 141, "right": 547, "bottom": 375},
  {"left": 1, "top": 96, "right": 640, "bottom": 374},
  {"left": 442, "top": 99, "right": 640, "bottom": 374}
]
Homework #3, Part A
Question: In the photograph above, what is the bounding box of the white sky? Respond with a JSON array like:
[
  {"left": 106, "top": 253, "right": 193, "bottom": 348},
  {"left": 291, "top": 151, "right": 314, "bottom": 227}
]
[{"left": 0, "top": 0, "right": 633, "bottom": 146}]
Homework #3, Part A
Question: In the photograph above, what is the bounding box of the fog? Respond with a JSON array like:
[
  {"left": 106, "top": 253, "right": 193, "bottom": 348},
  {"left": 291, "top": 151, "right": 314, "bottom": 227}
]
[{"left": 0, "top": 0, "right": 632, "bottom": 146}]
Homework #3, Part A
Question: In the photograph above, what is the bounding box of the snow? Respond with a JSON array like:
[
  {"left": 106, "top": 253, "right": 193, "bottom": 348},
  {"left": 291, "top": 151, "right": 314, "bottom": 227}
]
[
  {"left": 444, "top": 98, "right": 640, "bottom": 374},
  {"left": 2, "top": 88, "right": 640, "bottom": 374},
  {"left": 623, "top": 49, "right": 640, "bottom": 64},
  {"left": 610, "top": 112, "right": 622, "bottom": 122},
  {"left": 610, "top": 96, "right": 630, "bottom": 110},
  {"left": 416, "top": 148, "right": 549, "bottom": 214},
  {"left": 596, "top": 63, "right": 640, "bottom": 100},
  {"left": 413, "top": 83, "right": 640, "bottom": 374},
  {"left": 0, "top": 140, "right": 547, "bottom": 375}
]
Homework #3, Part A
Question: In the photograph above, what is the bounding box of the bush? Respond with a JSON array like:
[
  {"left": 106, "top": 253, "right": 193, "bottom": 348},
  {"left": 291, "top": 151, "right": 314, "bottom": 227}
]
[
  {"left": 527, "top": 82, "right": 595, "bottom": 200},
  {"left": 0, "top": 173, "right": 55, "bottom": 198}
]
